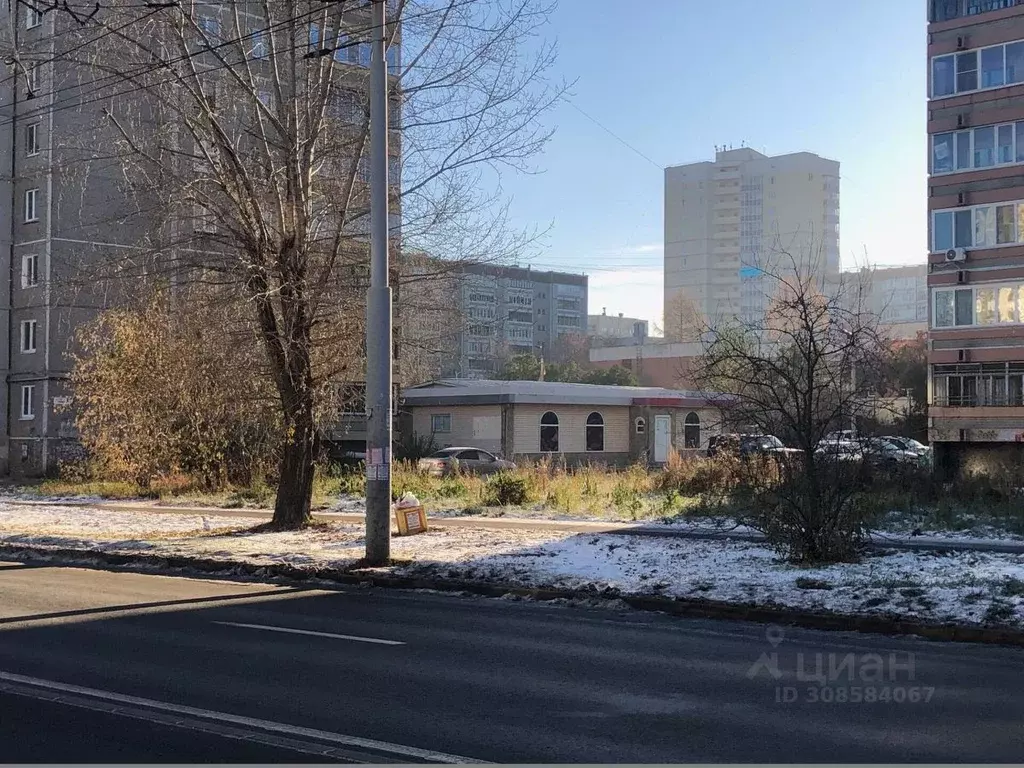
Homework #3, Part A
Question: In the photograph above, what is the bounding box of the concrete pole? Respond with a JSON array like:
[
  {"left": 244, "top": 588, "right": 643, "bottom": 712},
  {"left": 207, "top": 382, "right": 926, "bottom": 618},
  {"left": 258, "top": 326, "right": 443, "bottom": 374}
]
[{"left": 365, "top": 0, "right": 392, "bottom": 566}]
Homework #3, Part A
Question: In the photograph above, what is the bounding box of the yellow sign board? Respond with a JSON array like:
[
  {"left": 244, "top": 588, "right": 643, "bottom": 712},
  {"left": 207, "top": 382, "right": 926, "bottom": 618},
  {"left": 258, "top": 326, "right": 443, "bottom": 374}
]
[{"left": 394, "top": 505, "right": 427, "bottom": 536}]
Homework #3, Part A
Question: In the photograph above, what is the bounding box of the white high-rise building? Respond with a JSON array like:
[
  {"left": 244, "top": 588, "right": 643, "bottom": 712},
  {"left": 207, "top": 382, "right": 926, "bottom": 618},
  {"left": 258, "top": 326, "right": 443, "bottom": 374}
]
[{"left": 663, "top": 148, "right": 840, "bottom": 333}]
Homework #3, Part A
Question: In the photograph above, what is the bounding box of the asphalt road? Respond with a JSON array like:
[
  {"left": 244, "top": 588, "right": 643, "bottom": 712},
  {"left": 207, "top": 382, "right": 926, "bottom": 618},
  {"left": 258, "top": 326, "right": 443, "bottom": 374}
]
[{"left": 2, "top": 560, "right": 1024, "bottom": 763}]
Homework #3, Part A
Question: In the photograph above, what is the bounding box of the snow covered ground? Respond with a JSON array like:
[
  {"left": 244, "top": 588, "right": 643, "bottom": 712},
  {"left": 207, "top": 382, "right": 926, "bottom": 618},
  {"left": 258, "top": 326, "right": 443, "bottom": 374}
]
[{"left": 2, "top": 502, "right": 1024, "bottom": 629}]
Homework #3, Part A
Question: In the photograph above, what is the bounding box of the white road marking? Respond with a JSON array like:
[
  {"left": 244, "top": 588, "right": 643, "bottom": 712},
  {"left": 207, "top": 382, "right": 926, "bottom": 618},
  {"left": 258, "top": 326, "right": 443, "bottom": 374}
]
[
  {"left": 213, "top": 620, "right": 405, "bottom": 646},
  {"left": 0, "top": 670, "right": 486, "bottom": 764}
]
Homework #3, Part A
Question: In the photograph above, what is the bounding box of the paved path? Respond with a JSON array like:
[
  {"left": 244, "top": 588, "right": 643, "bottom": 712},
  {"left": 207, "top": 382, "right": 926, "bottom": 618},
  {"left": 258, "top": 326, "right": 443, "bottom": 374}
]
[
  {"left": 5, "top": 496, "right": 1024, "bottom": 554},
  {"left": 1, "top": 561, "right": 1024, "bottom": 761}
]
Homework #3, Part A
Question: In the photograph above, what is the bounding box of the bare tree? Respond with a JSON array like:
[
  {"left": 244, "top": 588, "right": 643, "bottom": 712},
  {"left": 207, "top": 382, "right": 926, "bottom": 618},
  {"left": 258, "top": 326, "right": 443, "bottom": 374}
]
[
  {"left": 41, "top": 0, "right": 564, "bottom": 527},
  {"left": 695, "top": 247, "right": 891, "bottom": 562}
]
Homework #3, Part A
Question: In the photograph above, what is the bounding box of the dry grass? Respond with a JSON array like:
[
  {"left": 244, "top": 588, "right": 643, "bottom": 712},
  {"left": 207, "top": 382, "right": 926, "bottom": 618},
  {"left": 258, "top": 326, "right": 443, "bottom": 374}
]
[{"left": 28, "top": 454, "right": 741, "bottom": 522}]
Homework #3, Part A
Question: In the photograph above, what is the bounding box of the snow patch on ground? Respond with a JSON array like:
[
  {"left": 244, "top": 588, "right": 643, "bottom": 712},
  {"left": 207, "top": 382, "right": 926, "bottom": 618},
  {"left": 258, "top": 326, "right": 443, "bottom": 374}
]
[{"left": 3, "top": 502, "right": 1024, "bottom": 629}]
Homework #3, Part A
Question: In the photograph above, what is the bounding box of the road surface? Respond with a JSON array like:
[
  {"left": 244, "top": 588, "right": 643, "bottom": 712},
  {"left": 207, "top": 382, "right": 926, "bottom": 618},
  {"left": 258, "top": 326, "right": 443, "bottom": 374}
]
[{"left": 1, "top": 560, "right": 1023, "bottom": 762}]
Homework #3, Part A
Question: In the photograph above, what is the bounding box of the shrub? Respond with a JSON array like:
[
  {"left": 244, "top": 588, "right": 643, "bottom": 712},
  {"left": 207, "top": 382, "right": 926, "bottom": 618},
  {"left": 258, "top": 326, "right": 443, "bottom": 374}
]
[{"left": 484, "top": 472, "right": 530, "bottom": 506}]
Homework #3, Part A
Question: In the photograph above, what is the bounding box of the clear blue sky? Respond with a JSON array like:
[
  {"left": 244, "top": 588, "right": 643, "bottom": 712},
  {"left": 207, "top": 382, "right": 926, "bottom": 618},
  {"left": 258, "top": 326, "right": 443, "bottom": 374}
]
[{"left": 499, "top": 0, "right": 926, "bottom": 329}]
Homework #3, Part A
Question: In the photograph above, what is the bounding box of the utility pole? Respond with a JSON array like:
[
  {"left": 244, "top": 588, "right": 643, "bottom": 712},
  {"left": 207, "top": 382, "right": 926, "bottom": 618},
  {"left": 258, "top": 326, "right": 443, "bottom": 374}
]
[{"left": 365, "top": 0, "right": 391, "bottom": 566}]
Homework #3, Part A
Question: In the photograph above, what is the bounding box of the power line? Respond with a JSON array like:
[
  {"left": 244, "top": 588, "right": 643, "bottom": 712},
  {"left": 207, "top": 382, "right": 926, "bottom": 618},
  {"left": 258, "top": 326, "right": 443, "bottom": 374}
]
[{"left": 562, "top": 97, "right": 662, "bottom": 170}]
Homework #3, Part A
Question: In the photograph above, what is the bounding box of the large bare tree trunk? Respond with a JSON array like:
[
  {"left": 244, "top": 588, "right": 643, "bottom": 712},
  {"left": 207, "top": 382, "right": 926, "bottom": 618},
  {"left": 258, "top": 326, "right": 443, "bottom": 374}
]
[{"left": 274, "top": 403, "right": 317, "bottom": 528}]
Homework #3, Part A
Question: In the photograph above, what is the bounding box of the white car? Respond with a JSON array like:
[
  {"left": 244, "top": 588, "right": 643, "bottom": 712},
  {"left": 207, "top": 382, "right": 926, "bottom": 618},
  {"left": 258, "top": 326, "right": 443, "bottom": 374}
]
[{"left": 815, "top": 439, "right": 863, "bottom": 462}]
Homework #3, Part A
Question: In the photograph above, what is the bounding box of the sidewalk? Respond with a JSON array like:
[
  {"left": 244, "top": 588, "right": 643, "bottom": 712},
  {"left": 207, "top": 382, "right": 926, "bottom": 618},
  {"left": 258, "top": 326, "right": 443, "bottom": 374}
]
[{"left": 5, "top": 496, "right": 1024, "bottom": 554}]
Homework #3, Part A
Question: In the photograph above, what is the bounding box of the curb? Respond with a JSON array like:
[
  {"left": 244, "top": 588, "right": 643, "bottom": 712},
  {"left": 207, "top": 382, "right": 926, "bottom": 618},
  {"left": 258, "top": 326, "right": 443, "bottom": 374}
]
[{"left": 3, "top": 543, "right": 1024, "bottom": 648}]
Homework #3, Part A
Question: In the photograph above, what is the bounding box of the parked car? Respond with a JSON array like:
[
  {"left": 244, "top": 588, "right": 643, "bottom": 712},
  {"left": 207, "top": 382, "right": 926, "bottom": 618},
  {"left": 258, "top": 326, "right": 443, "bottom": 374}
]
[
  {"left": 858, "top": 437, "right": 928, "bottom": 468},
  {"left": 883, "top": 436, "right": 933, "bottom": 463},
  {"left": 708, "top": 434, "right": 802, "bottom": 460},
  {"left": 417, "top": 447, "right": 515, "bottom": 476},
  {"left": 814, "top": 439, "right": 863, "bottom": 462}
]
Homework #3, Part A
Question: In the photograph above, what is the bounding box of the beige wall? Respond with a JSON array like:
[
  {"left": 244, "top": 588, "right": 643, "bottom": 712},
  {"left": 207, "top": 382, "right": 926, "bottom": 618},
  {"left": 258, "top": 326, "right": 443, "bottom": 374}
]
[
  {"left": 511, "top": 404, "right": 630, "bottom": 455},
  {"left": 411, "top": 405, "right": 503, "bottom": 453}
]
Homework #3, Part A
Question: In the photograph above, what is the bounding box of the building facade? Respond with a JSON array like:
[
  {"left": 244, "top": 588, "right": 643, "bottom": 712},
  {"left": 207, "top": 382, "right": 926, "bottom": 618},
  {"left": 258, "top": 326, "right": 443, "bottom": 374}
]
[
  {"left": 587, "top": 310, "right": 648, "bottom": 345},
  {"left": 448, "top": 264, "right": 588, "bottom": 378},
  {"left": 401, "top": 379, "right": 724, "bottom": 465},
  {"left": 664, "top": 148, "right": 840, "bottom": 334},
  {"left": 0, "top": 1, "right": 399, "bottom": 475},
  {"left": 927, "top": 0, "right": 1024, "bottom": 476},
  {"left": 844, "top": 264, "right": 929, "bottom": 340}
]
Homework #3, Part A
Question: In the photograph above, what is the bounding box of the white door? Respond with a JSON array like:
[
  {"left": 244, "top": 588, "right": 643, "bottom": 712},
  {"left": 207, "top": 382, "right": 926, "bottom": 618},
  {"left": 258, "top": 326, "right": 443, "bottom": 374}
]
[{"left": 654, "top": 415, "right": 672, "bottom": 463}]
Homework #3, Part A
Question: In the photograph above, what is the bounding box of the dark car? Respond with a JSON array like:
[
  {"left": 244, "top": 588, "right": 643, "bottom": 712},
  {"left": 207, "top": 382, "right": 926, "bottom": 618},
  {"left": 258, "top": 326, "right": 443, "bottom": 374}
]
[{"left": 708, "top": 433, "right": 802, "bottom": 460}]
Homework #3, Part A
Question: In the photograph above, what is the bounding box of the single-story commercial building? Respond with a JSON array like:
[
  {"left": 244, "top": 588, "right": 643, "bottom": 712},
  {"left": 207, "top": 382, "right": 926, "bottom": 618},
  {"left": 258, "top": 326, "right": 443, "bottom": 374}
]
[{"left": 400, "top": 379, "right": 727, "bottom": 466}]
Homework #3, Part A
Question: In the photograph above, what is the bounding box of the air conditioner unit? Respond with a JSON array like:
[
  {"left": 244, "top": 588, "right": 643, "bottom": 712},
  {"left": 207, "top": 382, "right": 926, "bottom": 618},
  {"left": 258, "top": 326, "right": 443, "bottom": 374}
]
[
  {"left": 945, "top": 247, "right": 968, "bottom": 263},
  {"left": 958, "top": 349, "right": 970, "bottom": 363},
  {"left": 957, "top": 191, "right": 967, "bottom": 206},
  {"left": 957, "top": 35, "right": 967, "bottom": 50},
  {"left": 957, "top": 113, "right": 969, "bottom": 129},
  {"left": 957, "top": 269, "right": 969, "bottom": 284}
]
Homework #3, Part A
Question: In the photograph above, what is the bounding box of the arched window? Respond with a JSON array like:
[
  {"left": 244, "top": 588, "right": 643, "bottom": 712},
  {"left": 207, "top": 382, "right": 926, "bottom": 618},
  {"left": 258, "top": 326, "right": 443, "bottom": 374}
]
[
  {"left": 684, "top": 412, "right": 701, "bottom": 449},
  {"left": 635, "top": 417, "right": 646, "bottom": 435},
  {"left": 586, "top": 411, "right": 604, "bottom": 452},
  {"left": 540, "top": 411, "right": 559, "bottom": 452}
]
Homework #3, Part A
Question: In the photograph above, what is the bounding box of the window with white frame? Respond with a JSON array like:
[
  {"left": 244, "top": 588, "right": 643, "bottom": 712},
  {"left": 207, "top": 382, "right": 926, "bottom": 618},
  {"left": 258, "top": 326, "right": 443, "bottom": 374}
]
[
  {"left": 20, "top": 385, "right": 34, "bottom": 420},
  {"left": 20, "top": 320, "right": 37, "bottom": 354},
  {"left": 931, "top": 200, "right": 1024, "bottom": 252},
  {"left": 932, "top": 121, "right": 1024, "bottom": 174},
  {"left": 24, "top": 189, "right": 38, "bottom": 223},
  {"left": 430, "top": 413, "right": 451, "bottom": 433},
  {"left": 21, "top": 254, "right": 38, "bottom": 288},
  {"left": 27, "top": 62, "right": 39, "bottom": 94},
  {"left": 251, "top": 31, "right": 268, "bottom": 59},
  {"left": 25, "top": 122, "right": 39, "bottom": 156},
  {"left": 932, "top": 39, "right": 1024, "bottom": 98},
  {"left": 26, "top": 3, "right": 42, "bottom": 29},
  {"left": 932, "top": 282, "right": 1024, "bottom": 328}
]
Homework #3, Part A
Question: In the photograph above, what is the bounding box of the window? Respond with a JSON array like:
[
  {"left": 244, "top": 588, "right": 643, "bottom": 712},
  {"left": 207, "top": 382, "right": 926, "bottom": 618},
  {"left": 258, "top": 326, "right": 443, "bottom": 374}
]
[
  {"left": 251, "top": 32, "right": 268, "bottom": 60},
  {"left": 977, "top": 288, "right": 997, "bottom": 325},
  {"left": 21, "top": 254, "right": 38, "bottom": 288},
  {"left": 683, "top": 412, "right": 701, "bottom": 449},
  {"left": 198, "top": 15, "right": 221, "bottom": 39},
  {"left": 933, "top": 200, "right": 1024, "bottom": 251},
  {"left": 24, "top": 189, "right": 38, "bottom": 223},
  {"left": 430, "top": 413, "right": 451, "bottom": 434},
  {"left": 357, "top": 43, "right": 371, "bottom": 67},
  {"left": 20, "top": 320, "right": 37, "bottom": 353},
  {"left": 26, "top": 62, "right": 38, "bottom": 95},
  {"left": 540, "top": 411, "right": 558, "bottom": 452},
  {"left": 635, "top": 417, "right": 646, "bottom": 435},
  {"left": 956, "top": 289, "right": 973, "bottom": 326},
  {"left": 25, "top": 123, "right": 39, "bottom": 156},
  {"left": 933, "top": 282, "right": 1024, "bottom": 328},
  {"left": 932, "top": 132, "right": 954, "bottom": 173},
  {"left": 26, "top": 4, "right": 42, "bottom": 29},
  {"left": 982, "top": 46, "right": 1005, "bottom": 88},
  {"left": 974, "top": 126, "right": 995, "bottom": 168},
  {"left": 998, "top": 204, "right": 1016, "bottom": 243},
  {"left": 999, "top": 124, "right": 1014, "bottom": 164},
  {"left": 585, "top": 412, "right": 604, "bottom": 452},
  {"left": 933, "top": 39, "right": 1024, "bottom": 98},
  {"left": 957, "top": 51, "right": 978, "bottom": 92},
  {"left": 20, "top": 385, "right": 34, "bottom": 420},
  {"left": 386, "top": 43, "right": 400, "bottom": 74}
]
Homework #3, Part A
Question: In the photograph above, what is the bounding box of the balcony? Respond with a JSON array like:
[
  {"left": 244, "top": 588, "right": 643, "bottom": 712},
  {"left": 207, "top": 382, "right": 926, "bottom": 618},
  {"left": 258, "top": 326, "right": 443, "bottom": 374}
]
[
  {"left": 932, "top": 394, "right": 1024, "bottom": 406},
  {"left": 930, "top": 0, "right": 1024, "bottom": 22}
]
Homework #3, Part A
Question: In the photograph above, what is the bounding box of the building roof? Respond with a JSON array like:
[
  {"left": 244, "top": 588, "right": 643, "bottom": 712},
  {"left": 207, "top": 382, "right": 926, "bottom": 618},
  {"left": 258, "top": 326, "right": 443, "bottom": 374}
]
[{"left": 402, "top": 379, "right": 726, "bottom": 408}]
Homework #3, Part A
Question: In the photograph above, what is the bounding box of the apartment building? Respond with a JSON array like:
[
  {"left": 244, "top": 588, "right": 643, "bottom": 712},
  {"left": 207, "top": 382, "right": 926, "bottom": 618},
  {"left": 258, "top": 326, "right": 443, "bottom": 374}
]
[
  {"left": 664, "top": 148, "right": 840, "bottom": 334},
  {"left": 587, "top": 310, "right": 649, "bottom": 345},
  {"left": 843, "top": 264, "right": 929, "bottom": 340},
  {"left": 927, "top": 0, "right": 1024, "bottom": 476},
  {"left": 449, "top": 264, "right": 588, "bottom": 378},
  {"left": 0, "top": 1, "right": 399, "bottom": 475}
]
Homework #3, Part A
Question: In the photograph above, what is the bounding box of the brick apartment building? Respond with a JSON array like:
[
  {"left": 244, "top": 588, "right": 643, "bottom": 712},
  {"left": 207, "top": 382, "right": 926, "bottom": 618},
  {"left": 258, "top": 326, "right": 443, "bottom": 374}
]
[{"left": 928, "top": 0, "right": 1024, "bottom": 476}]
